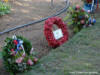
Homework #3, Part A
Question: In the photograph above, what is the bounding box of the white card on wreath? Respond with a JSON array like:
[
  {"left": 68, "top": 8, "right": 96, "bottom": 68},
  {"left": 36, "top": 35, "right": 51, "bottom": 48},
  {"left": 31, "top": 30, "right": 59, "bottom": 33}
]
[{"left": 53, "top": 29, "right": 63, "bottom": 40}]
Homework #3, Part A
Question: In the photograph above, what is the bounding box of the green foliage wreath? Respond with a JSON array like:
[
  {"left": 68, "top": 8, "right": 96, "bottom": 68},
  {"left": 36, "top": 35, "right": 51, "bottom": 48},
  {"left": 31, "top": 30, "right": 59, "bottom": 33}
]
[
  {"left": 64, "top": 5, "right": 90, "bottom": 33},
  {"left": 2, "top": 35, "right": 38, "bottom": 74}
]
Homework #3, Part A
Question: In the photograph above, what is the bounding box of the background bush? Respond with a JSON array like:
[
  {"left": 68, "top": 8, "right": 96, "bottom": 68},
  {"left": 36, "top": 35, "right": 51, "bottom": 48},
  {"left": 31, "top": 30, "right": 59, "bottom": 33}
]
[{"left": 0, "top": 1, "right": 10, "bottom": 16}]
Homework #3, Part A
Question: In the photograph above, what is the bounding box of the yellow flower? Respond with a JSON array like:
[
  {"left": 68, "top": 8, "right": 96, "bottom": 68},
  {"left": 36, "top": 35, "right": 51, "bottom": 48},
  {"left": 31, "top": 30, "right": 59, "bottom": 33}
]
[{"left": 4, "top": 0, "right": 8, "bottom": 2}]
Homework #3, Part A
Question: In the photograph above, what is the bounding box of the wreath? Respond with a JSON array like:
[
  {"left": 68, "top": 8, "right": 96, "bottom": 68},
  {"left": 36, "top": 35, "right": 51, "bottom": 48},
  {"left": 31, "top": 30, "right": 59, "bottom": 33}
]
[
  {"left": 44, "top": 17, "right": 69, "bottom": 48},
  {"left": 2, "top": 35, "right": 38, "bottom": 74}
]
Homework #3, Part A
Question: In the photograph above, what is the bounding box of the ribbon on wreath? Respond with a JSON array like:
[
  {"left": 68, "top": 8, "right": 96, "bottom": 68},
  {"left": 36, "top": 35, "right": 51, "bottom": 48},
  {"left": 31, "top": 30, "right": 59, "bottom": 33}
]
[{"left": 12, "top": 35, "right": 25, "bottom": 55}]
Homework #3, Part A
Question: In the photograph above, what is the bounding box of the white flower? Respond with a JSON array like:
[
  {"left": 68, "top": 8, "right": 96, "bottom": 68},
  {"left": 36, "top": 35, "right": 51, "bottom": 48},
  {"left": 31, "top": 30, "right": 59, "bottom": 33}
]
[
  {"left": 85, "top": 15, "right": 89, "bottom": 18},
  {"left": 30, "top": 48, "right": 34, "bottom": 54},
  {"left": 19, "top": 40, "right": 23, "bottom": 44},
  {"left": 12, "top": 35, "right": 17, "bottom": 40},
  {"left": 87, "top": 10, "right": 91, "bottom": 13}
]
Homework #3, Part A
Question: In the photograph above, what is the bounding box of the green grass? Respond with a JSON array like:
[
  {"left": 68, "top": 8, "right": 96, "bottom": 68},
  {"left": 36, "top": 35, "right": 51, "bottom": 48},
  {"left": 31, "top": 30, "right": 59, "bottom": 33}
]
[
  {"left": 16, "top": 17, "right": 100, "bottom": 75},
  {"left": 0, "top": 52, "right": 2, "bottom": 59}
]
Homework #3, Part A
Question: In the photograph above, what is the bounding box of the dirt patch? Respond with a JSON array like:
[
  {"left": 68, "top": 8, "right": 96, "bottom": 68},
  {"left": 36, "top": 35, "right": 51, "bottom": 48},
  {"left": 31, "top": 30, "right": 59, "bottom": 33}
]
[{"left": 0, "top": 0, "right": 65, "bottom": 31}]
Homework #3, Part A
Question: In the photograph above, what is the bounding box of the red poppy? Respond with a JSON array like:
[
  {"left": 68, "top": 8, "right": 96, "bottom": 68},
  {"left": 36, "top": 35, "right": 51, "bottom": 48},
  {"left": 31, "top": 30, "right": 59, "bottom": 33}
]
[{"left": 13, "top": 40, "right": 18, "bottom": 45}]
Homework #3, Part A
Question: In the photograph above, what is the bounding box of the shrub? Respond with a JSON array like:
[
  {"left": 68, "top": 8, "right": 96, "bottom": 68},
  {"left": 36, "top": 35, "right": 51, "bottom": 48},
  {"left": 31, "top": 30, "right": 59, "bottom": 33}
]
[{"left": 0, "top": 1, "right": 10, "bottom": 16}]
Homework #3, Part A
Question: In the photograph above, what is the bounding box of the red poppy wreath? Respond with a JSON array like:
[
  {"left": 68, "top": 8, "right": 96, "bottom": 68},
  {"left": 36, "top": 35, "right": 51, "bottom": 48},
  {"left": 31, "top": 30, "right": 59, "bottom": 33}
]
[{"left": 44, "top": 17, "right": 69, "bottom": 48}]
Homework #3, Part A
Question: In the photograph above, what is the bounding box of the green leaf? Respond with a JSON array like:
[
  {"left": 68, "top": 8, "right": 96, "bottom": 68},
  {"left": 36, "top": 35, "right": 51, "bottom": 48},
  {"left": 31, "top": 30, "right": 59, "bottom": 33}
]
[
  {"left": 78, "top": 22, "right": 80, "bottom": 25},
  {"left": 74, "top": 27, "right": 79, "bottom": 33},
  {"left": 0, "top": 2, "right": 11, "bottom": 15},
  {"left": 67, "top": 22, "right": 73, "bottom": 25}
]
